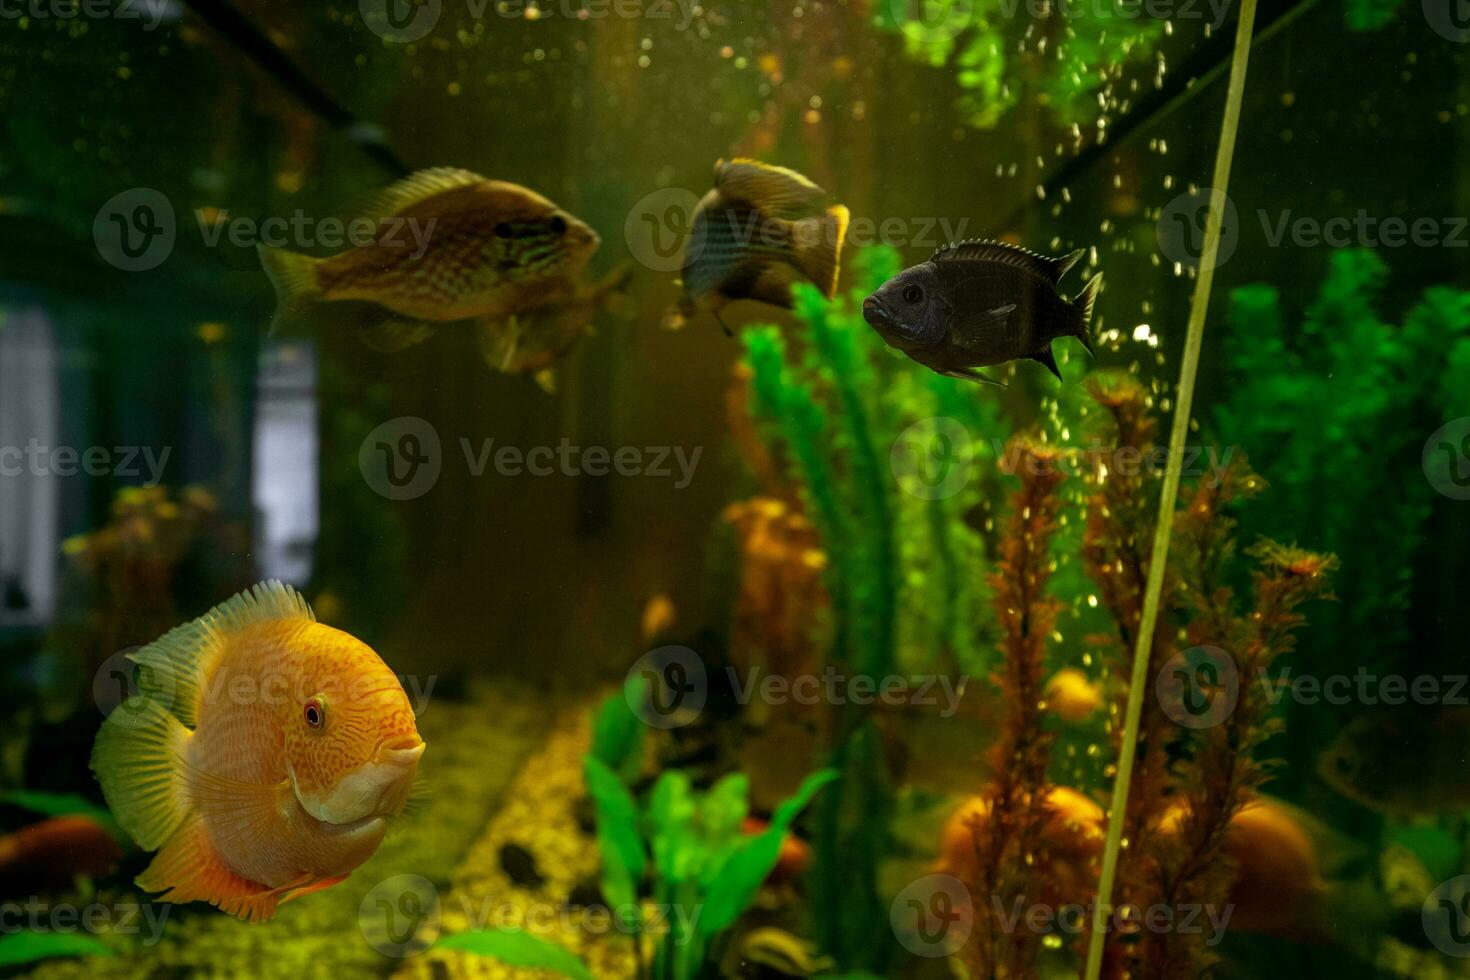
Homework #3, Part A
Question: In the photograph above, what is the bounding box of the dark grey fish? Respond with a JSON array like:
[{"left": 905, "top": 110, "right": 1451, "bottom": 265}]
[{"left": 861, "top": 239, "right": 1102, "bottom": 387}]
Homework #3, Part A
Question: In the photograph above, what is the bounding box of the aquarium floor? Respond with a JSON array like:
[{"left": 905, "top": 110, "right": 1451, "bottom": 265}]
[
  {"left": 21, "top": 680, "right": 555, "bottom": 980},
  {"left": 392, "top": 700, "right": 641, "bottom": 980}
]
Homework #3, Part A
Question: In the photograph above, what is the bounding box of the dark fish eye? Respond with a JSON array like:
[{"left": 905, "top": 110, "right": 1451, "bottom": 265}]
[
  {"left": 549, "top": 215, "right": 567, "bottom": 236},
  {"left": 902, "top": 284, "right": 923, "bottom": 304},
  {"left": 494, "top": 222, "right": 512, "bottom": 238},
  {"left": 304, "top": 696, "right": 326, "bottom": 731}
]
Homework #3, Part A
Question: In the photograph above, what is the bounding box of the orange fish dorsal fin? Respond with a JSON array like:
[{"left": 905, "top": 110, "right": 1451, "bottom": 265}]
[
  {"left": 130, "top": 581, "right": 314, "bottom": 728},
  {"left": 931, "top": 239, "right": 1084, "bottom": 285},
  {"left": 365, "top": 167, "right": 488, "bottom": 219}
]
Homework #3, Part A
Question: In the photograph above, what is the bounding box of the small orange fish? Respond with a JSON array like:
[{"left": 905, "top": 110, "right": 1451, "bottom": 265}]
[
  {"left": 259, "top": 167, "right": 600, "bottom": 360},
  {"left": 91, "top": 582, "right": 425, "bottom": 922},
  {"left": 937, "top": 786, "right": 1104, "bottom": 908},
  {"left": 1044, "top": 667, "right": 1103, "bottom": 723},
  {"left": 0, "top": 816, "right": 122, "bottom": 895},
  {"left": 741, "top": 816, "right": 811, "bottom": 883}
]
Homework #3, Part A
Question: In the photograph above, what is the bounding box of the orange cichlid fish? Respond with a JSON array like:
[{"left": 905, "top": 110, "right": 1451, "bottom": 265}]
[
  {"left": 259, "top": 167, "right": 600, "bottom": 362},
  {"left": 663, "top": 159, "right": 849, "bottom": 334},
  {"left": 90, "top": 581, "right": 425, "bottom": 922}
]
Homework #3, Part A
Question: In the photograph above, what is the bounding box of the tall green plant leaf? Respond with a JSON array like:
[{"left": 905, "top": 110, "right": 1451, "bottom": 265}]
[{"left": 582, "top": 755, "right": 646, "bottom": 924}]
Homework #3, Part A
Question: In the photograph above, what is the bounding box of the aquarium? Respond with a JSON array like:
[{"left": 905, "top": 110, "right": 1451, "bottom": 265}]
[{"left": 0, "top": 0, "right": 1468, "bottom": 977}]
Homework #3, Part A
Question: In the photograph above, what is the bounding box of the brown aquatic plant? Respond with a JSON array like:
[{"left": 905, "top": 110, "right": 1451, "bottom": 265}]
[
  {"left": 957, "top": 436, "right": 1068, "bottom": 977},
  {"left": 1072, "top": 375, "right": 1336, "bottom": 978},
  {"left": 946, "top": 375, "right": 1335, "bottom": 978},
  {"left": 722, "top": 497, "right": 830, "bottom": 710}
]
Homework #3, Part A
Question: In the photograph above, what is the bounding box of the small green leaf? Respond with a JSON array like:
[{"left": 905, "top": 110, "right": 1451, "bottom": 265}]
[
  {"left": 436, "top": 929, "right": 593, "bottom": 980},
  {"left": 649, "top": 770, "right": 699, "bottom": 883},
  {"left": 700, "top": 773, "right": 749, "bottom": 844},
  {"left": 0, "top": 932, "right": 113, "bottom": 968}
]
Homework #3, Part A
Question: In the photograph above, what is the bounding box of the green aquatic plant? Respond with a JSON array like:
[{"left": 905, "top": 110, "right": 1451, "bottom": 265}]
[
  {"left": 582, "top": 752, "right": 836, "bottom": 980},
  {"left": 0, "top": 932, "right": 113, "bottom": 968},
  {"left": 1211, "top": 248, "right": 1470, "bottom": 795},
  {"left": 435, "top": 929, "right": 595, "bottom": 979},
  {"left": 589, "top": 677, "right": 648, "bottom": 785},
  {"left": 737, "top": 245, "right": 1023, "bottom": 968},
  {"left": 1343, "top": 0, "right": 1403, "bottom": 30},
  {"left": 876, "top": 0, "right": 1163, "bottom": 129}
]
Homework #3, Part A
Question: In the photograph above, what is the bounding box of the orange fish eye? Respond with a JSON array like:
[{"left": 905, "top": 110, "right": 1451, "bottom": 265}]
[
  {"left": 550, "top": 215, "right": 567, "bottom": 236},
  {"left": 494, "top": 222, "right": 512, "bottom": 238},
  {"left": 303, "top": 696, "right": 327, "bottom": 731}
]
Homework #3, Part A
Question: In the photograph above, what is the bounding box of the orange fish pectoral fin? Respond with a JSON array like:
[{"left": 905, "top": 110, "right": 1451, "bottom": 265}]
[
  {"left": 90, "top": 696, "right": 192, "bottom": 851},
  {"left": 136, "top": 814, "right": 283, "bottom": 923}
]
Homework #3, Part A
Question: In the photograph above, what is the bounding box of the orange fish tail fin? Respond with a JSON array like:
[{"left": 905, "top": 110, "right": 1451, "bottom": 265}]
[
  {"left": 792, "top": 205, "right": 849, "bottom": 298},
  {"left": 136, "top": 814, "right": 282, "bottom": 922},
  {"left": 1073, "top": 271, "right": 1102, "bottom": 357},
  {"left": 90, "top": 696, "right": 193, "bottom": 851},
  {"left": 257, "top": 244, "right": 322, "bottom": 335}
]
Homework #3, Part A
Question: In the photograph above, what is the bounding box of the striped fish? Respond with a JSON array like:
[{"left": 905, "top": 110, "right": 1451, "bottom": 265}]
[{"left": 664, "top": 159, "right": 849, "bottom": 334}]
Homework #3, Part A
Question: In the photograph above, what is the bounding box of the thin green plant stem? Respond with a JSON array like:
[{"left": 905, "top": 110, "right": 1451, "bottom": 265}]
[{"left": 1081, "top": 1, "right": 1259, "bottom": 976}]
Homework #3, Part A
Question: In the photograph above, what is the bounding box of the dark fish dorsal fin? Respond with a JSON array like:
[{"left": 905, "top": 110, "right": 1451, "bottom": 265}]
[
  {"left": 714, "top": 158, "right": 828, "bottom": 219},
  {"left": 931, "top": 239, "right": 1084, "bottom": 284}
]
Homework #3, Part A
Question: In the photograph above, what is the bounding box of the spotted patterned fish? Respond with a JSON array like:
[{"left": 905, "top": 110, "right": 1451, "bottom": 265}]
[
  {"left": 90, "top": 582, "right": 425, "bottom": 922},
  {"left": 258, "top": 167, "right": 599, "bottom": 355}
]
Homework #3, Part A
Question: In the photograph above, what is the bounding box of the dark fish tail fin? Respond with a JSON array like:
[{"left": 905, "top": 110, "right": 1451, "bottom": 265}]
[
  {"left": 1073, "top": 271, "right": 1102, "bottom": 356},
  {"left": 792, "top": 205, "right": 849, "bottom": 298}
]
